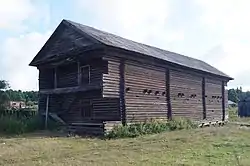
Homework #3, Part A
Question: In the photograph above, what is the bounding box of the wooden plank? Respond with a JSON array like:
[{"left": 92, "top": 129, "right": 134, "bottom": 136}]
[
  {"left": 222, "top": 81, "right": 225, "bottom": 121},
  {"left": 119, "top": 59, "right": 126, "bottom": 125},
  {"left": 45, "top": 95, "right": 49, "bottom": 129},
  {"left": 54, "top": 67, "right": 57, "bottom": 88},
  {"left": 202, "top": 77, "right": 206, "bottom": 119},
  {"left": 166, "top": 69, "right": 172, "bottom": 119},
  {"left": 124, "top": 62, "right": 167, "bottom": 123},
  {"left": 39, "top": 84, "right": 101, "bottom": 94}
]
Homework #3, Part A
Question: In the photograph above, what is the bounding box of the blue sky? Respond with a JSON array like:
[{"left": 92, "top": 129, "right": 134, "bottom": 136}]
[{"left": 0, "top": 0, "right": 249, "bottom": 90}]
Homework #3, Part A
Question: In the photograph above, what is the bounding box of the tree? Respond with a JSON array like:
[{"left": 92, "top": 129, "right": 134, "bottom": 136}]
[
  {"left": 0, "top": 80, "right": 9, "bottom": 90},
  {"left": 0, "top": 80, "right": 10, "bottom": 110},
  {"left": 228, "top": 89, "right": 239, "bottom": 103}
]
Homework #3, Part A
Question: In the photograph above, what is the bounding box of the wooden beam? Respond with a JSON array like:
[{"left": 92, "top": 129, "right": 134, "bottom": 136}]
[
  {"left": 39, "top": 84, "right": 101, "bottom": 95},
  {"left": 222, "top": 81, "right": 225, "bottom": 121},
  {"left": 45, "top": 94, "right": 50, "bottom": 129},
  {"left": 54, "top": 67, "right": 57, "bottom": 88},
  {"left": 202, "top": 77, "right": 206, "bottom": 119},
  {"left": 166, "top": 69, "right": 172, "bottom": 120},
  {"left": 119, "top": 59, "right": 126, "bottom": 125},
  {"left": 77, "top": 61, "right": 81, "bottom": 85}
]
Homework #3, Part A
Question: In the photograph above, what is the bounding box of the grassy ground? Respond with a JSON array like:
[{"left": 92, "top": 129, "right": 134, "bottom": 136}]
[
  {"left": 0, "top": 126, "right": 250, "bottom": 166},
  {"left": 0, "top": 108, "right": 250, "bottom": 166}
]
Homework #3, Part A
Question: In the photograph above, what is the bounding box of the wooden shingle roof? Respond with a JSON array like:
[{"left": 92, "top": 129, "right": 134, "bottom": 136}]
[{"left": 30, "top": 19, "right": 233, "bottom": 80}]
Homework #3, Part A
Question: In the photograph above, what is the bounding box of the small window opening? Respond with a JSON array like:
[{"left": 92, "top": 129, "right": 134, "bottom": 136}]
[
  {"left": 190, "top": 94, "right": 197, "bottom": 98},
  {"left": 155, "top": 91, "right": 160, "bottom": 95},
  {"left": 147, "top": 90, "right": 152, "bottom": 94},
  {"left": 178, "top": 93, "right": 185, "bottom": 97},
  {"left": 80, "top": 65, "right": 90, "bottom": 85},
  {"left": 126, "top": 87, "right": 130, "bottom": 92},
  {"left": 143, "top": 89, "right": 148, "bottom": 94},
  {"left": 178, "top": 93, "right": 182, "bottom": 97},
  {"left": 162, "top": 92, "right": 166, "bottom": 96}
]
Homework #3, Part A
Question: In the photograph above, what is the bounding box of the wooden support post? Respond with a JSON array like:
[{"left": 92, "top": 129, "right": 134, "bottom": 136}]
[
  {"left": 166, "top": 69, "right": 172, "bottom": 120},
  {"left": 202, "top": 77, "right": 206, "bottom": 119},
  {"left": 45, "top": 94, "right": 50, "bottom": 129},
  {"left": 222, "top": 81, "right": 225, "bottom": 121},
  {"left": 77, "top": 62, "right": 81, "bottom": 85},
  {"left": 54, "top": 68, "right": 57, "bottom": 88},
  {"left": 119, "top": 60, "right": 126, "bottom": 125}
]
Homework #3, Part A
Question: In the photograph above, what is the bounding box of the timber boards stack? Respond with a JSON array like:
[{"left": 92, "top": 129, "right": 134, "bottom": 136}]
[
  {"left": 205, "top": 78, "right": 223, "bottom": 121},
  {"left": 124, "top": 62, "right": 167, "bottom": 122},
  {"left": 170, "top": 70, "right": 203, "bottom": 121}
]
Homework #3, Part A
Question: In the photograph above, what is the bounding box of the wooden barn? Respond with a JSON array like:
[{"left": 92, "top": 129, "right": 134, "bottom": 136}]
[{"left": 29, "top": 19, "right": 233, "bottom": 134}]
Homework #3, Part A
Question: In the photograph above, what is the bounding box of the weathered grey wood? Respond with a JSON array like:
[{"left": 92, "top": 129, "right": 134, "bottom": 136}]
[
  {"left": 31, "top": 20, "right": 232, "bottom": 136},
  {"left": 202, "top": 77, "right": 206, "bottom": 119},
  {"left": 39, "top": 84, "right": 101, "bottom": 94},
  {"left": 166, "top": 69, "right": 172, "bottom": 119},
  {"left": 54, "top": 68, "right": 57, "bottom": 88},
  {"left": 222, "top": 81, "right": 225, "bottom": 121},
  {"left": 45, "top": 95, "right": 49, "bottom": 129},
  {"left": 119, "top": 59, "right": 126, "bottom": 125}
]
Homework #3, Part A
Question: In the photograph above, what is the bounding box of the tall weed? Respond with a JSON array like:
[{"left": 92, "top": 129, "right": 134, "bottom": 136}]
[{"left": 106, "top": 118, "right": 198, "bottom": 139}]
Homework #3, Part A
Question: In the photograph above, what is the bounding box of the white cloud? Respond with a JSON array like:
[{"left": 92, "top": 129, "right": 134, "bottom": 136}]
[
  {"left": 1, "top": 31, "right": 52, "bottom": 90},
  {"left": 75, "top": 0, "right": 184, "bottom": 47},
  {"left": 195, "top": 0, "right": 250, "bottom": 89},
  {"left": 0, "top": 0, "right": 50, "bottom": 30}
]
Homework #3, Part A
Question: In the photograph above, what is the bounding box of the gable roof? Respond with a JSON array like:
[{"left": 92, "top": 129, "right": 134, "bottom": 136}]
[{"left": 30, "top": 19, "right": 232, "bottom": 80}]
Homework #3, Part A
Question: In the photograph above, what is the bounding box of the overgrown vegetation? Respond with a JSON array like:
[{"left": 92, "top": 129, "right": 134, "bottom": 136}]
[
  {"left": 106, "top": 118, "right": 198, "bottom": 139},
  {"left": 0, "top": 114, "right": 60, "bottom": 135}
]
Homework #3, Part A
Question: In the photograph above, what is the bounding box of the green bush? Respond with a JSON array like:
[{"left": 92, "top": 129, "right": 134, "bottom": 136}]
[
  {"left": 168, "top": 117, "right": 198, "bottom": 131},
  {"left": 105, "top": 118, "right": 198, "bottom": 139}
]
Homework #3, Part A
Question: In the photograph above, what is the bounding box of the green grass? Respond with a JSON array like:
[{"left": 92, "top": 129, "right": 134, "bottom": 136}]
[
  {"left": 228, "top": 107, "right": 250, "bottom": 123},
  {"left": 0, "top": 126, "right": 250, "bottom": 166}
]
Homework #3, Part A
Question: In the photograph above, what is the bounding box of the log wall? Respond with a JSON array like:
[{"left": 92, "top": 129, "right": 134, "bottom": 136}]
[
  {"left": 124, "top": 62, "right": 167, "bottom": 122},
  {"left": 102, "top": 58, "right": 120, "bottom": 98},
  {"left": 38, "top": 55, "right": 229, "bottom": 127},
  {"left": 39, "top": 68, "right": 54, "bottom": 90},
  {"left": 205, "top": 78, "right": 223, "bottom": 121},
  {"left": 43, "top": 91, "right": 121, "bottom": 124},
  {"left": 57, "top": 64, "right": 78, "bottom": 88},
  {"left": 170, "top": 70, "right": 203, "bottom": 120}
]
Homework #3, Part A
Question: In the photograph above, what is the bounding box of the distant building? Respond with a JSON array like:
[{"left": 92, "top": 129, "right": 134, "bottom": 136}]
[
  {"left": 238, "top": 97, "right": 250, "bottom": 117},
  {"left": 228, "top": 100, "right": 237, "bottom": 107},
  {"left": 8, "top": 101, "right": 26, "bottom": 109}
]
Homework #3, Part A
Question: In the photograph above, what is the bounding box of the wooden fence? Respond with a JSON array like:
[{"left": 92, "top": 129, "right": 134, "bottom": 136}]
[{"left": 0, "top": 108, "right": 38, "bottom": 118}]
